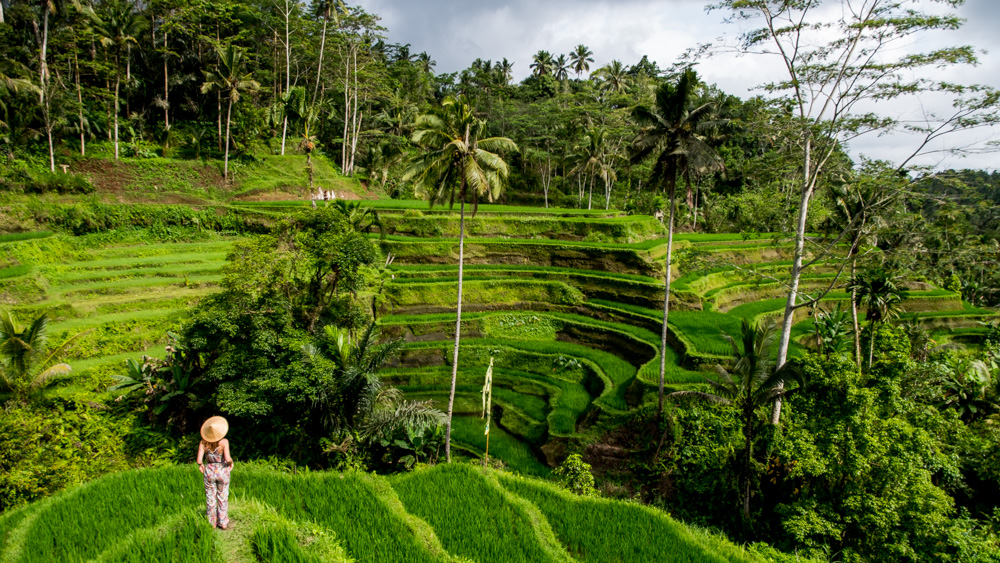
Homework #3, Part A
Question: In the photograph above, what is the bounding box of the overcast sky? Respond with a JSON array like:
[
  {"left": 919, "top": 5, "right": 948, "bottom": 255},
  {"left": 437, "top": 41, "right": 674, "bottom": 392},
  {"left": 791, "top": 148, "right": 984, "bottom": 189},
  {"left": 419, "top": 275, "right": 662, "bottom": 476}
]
[{"left": 354, "top": 0, "right": 1000, "bottom": 171}]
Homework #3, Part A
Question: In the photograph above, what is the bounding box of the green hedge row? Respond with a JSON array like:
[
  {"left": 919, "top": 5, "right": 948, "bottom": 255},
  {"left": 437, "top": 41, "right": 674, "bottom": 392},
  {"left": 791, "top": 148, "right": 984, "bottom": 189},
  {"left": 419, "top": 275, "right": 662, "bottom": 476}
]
[
  {"left": 379, "top": 214, "right": 666, "bottom": 243},
  {"left": 384, "top": 279, "right": 586, "bottom": 312},
  {"left": 16, "top": 202, "right": 272, "bottom": 236}
]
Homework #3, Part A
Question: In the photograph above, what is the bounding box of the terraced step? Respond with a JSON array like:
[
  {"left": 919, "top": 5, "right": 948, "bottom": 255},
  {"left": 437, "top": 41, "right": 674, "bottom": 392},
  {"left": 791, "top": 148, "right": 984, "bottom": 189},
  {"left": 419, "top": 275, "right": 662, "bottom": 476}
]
[
  {"left": 389, "top": 265, "right": 693, "bottom": 311},
  {"left": 380, "top": 235, "right": 663, "bottom": 277},
  {"left": 234, "top": 199, "right": 628, "bottom": 218}
]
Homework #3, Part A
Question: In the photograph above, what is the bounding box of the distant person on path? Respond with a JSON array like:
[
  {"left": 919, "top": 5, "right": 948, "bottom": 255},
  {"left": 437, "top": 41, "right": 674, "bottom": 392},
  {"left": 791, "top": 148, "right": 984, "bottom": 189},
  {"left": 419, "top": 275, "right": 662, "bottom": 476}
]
[{"left": 197, "top": 416, "right": 234, "bottom": 530}]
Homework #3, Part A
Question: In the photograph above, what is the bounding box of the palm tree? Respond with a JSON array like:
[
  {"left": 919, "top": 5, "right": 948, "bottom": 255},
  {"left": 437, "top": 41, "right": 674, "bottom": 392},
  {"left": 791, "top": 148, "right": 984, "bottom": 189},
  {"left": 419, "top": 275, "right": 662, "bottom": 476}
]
[
  {"left": 829, "top": 178, "right": 898, "bottom": 368},
  {"left": 530, "top": 50, "right": 554, "bottom": 77},
  {"left": 0, "top": 69, "right": 39, "bottom": 137},
  {"left": 497, "top": 58, "right": 514, "bottom": 86},
  {"left": 201, "top": 44, "right": 260, "bottom": 182},
  {"left": 312, "top": 323, "right": 443, "bottom": 440},
  {"left": 630, "top": 69, "right": 723, "bottom": 411},
  {"left": 569, "top": 44, "right": 594, "bottom": 78},
  {"left": 554, "top": 54, "right": 570, "bottom": 81},
  {"left": 331, "top": 199, "right": 382, "bottom": 234},
  {"left": 595, "top": 60, "right": 628, "bottom": 96},
  {"left": 668, "top": 318, "right": 801, "bottom": 518},
  {"left": 403, "top": 95, "right": 517, "bottom": 461},
  {"left": 0, "top": 312, "right": 89, "bottom": 402},
  {"left": 847, "top": 267, "right": 909, "bottom": 369},
  {"left": 416, "top": 52, "right": 436, "bottom": 74},
  {"left": 87, "top": 0, "right": 146, "bottom": 161}
]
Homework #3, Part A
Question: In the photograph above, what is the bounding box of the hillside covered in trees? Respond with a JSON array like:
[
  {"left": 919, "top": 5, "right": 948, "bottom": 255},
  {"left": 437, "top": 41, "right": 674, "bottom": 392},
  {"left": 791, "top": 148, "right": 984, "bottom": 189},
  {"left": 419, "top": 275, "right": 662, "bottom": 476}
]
[{"left": 1, "top": 0, "right": 1000, "bottom": 561}]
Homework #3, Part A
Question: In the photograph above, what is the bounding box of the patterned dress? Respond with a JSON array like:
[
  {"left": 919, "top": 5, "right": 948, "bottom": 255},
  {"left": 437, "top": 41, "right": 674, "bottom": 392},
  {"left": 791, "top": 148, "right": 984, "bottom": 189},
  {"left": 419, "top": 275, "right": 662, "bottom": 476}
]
[{"left": 203, "top": 447, "right": 231, "bottom": 528}]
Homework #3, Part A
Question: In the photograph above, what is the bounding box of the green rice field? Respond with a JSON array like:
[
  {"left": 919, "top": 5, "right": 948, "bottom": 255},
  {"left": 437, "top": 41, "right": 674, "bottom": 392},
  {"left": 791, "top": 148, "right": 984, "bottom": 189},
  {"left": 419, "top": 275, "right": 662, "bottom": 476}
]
[
  {"left": 0, "top": 464, "right": 772, "bottom": 563},
  {"left": 0, "top": 200, "right": 992, "bottom": 511}
]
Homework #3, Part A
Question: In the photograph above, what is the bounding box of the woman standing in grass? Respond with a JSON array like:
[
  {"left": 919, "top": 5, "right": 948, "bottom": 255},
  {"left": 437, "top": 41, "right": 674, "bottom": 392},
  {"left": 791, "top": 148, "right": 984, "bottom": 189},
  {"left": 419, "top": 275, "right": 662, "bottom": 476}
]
[{"left": 197, "top": 416, "right": 234, "bottom": 530}]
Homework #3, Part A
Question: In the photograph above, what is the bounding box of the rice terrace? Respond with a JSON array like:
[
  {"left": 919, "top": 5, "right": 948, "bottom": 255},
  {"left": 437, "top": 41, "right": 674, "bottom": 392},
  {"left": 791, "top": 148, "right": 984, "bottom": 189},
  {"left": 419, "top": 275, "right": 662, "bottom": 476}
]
[{"left": 2, "top": 0, "right": 1000, "bottom": 561}]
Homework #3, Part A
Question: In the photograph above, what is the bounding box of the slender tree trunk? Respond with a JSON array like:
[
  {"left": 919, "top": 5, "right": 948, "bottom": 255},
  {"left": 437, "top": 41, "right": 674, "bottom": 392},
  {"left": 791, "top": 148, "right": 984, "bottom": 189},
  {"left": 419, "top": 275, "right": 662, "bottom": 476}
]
[
  {"left": 349, "top": 112, "right": 361, "bottom": 174},
  {"left": 867, "top": 323, "right": 875, "bottom": 371},
  {"left": 280, "top": 0, "right": 290, "bottom": 155},
  {"left": 743, "top": 418, "right": 752, "bottom": 518},
  {"left": 347, "top": 48, "right": 360, "bottom": 175},
  {"left": 216, "top": 92, "right": 223, "bottom": 150},
  {"left": 587, "top": 174, "right": 593, "bottom": 210},
  {"left": 163, "top": 27, "right": 169, "bottom": 130},
  {"left": 216, "top": 26, "right": 222, "bottom": 152},
  {"left": 693, "top": 187, "right": 700, "bottom": 230},
  {"left": 312, "top": 9, "right": 328, "bottom": 106},
  {"left": 341, "top": 47, "right": 351, "bottom": 172},
  {"left": 105, "top": 79, "right": 112, "bottom": 141},
  {"left": 114, "top": 62, "right": 121, "bottom": 160},
  {"left": 445, "top": 196, "right": 467, "bottom": 463},
  {"left": 1, "top": 1, "right": 5, "bottom": 24},
  {"left": 306, "top": 150, "right": 313, "bottom": 189},
  {"left": 850, "top": 257, "right": 862, "bottom": 368},
  {"left": 658, "top": 184, "right": 676, "bottom": 412},
  {"left": 224, "top": 96, "right": 233, "bottom": 181},
  {"left": 74, "top": 52, "right": 85, "bottom": 156},
  {"left": 39, "top": 8, "right": 55, "bottom": 171},
  {"left": 771, "top": 137, "right": 813, "bottom": 425}
]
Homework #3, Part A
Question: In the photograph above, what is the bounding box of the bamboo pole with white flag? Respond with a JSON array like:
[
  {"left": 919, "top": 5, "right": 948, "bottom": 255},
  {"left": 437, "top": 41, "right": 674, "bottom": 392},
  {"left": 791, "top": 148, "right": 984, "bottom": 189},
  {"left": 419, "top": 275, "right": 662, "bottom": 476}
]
[{"left": 481, "top": 356, "right": 494, "bottom": 467}]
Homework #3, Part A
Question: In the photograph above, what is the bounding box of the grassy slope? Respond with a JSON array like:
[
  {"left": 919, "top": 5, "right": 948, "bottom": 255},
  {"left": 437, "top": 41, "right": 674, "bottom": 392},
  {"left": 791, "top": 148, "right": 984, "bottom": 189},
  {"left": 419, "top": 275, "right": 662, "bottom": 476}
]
[
  {"left": 67, "top": 151, "right": 362, "bottom": 204},
  {"left": 0, "top": 464, "right": 772, "bottom": 562}
]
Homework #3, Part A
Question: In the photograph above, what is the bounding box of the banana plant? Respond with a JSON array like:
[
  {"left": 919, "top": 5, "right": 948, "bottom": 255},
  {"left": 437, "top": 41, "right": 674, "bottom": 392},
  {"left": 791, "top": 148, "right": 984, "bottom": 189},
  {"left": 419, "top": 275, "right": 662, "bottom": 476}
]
[{"left": 108, "top": 356, "right": 157, "bottom": 395}]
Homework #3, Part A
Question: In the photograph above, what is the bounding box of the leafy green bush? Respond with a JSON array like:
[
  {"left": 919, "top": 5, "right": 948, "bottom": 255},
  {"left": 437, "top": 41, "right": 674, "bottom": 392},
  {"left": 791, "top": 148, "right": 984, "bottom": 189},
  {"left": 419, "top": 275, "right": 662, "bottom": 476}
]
[
  {"left": 553, "top": 454, "right": 596, "bottom": 496},
  {"left": 24, "top": 202, "right": 271, "bottom": 236},
  {"left": 24, "top": 173, "right": 95, "bottom": 195},
  {"left": 0, "top": 401, "right": 130, "bottom": 512}
]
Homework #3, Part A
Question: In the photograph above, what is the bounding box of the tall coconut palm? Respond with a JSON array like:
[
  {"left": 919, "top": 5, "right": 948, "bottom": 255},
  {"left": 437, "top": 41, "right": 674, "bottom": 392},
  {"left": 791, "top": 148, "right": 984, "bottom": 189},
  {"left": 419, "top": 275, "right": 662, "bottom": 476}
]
[
  {"left": 847, "top": 267, "right": 909, "bottom": 369},
  {"left": 595, "top": 60, "right": 628, "bottom": 96},
  {"left": 553, "top": 54, "right": 570, "bottom": 81},
  {"left": 530, "top": 50, "right": 554, "bottom": 77},
  {"left": 201, "top": 44, "right": 260, "bottom": 182},
  {"left": 630, "top": 68, "right": 723, "bottom": 411},
  {"left": 497, "top": 58, "right": 514, "bottom": 86},
  {"left": 668, "top": 318, "right": 801, "bottom": 519},
  {"left": 569, "top": 44, "right": 594, "bottom": 78},
  {"left": 86, "top": 0, "right": 146, "bottom": 161},
  {"left": 403, "top": 95, "right": 517, "bottom": 462},
  {"left": 416, "top": 52, "right": 436, "bottom": 74}
]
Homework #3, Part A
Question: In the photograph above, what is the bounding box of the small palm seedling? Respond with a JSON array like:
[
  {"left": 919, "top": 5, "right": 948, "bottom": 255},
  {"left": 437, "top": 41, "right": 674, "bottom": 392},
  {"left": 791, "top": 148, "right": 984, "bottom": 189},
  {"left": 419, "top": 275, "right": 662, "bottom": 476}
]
[{"left": 0, "top": 311, "right": 91, "bottom": 403}]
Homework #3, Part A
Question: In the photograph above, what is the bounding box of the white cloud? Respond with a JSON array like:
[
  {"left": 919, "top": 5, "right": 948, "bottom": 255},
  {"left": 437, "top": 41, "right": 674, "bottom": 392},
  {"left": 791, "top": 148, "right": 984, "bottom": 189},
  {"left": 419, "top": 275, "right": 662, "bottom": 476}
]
[{"left": 355, "top": 0, "right": 1000, "bottom": 170}]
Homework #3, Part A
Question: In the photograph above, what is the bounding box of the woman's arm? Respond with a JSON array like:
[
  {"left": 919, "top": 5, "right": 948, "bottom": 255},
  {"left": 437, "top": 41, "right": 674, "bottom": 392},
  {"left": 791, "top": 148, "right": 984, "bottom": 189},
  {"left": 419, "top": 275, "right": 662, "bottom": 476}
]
[
  {"left": 196, "top": 442, "right": 205, "bottom": 474},
  {"left": 222, "top": 439, "right": 234, "bottom": 466}
]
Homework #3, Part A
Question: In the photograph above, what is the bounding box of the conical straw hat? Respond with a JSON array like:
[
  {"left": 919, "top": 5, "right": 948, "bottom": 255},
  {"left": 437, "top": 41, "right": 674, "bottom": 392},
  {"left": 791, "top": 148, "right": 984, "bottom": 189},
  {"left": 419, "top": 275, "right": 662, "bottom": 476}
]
[{"left": 200, "top": 416, "right": 229, "bottom": 442}]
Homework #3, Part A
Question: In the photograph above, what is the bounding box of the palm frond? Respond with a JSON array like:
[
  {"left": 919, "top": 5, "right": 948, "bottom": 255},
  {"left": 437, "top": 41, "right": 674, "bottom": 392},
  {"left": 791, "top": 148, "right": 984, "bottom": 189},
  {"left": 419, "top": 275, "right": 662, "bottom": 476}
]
[
  {"left": 360, "top": 399, "right": 445, "bottom": 440},
  {"left": 30, "top": 363, "right": 72, "bottom": 390}
]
